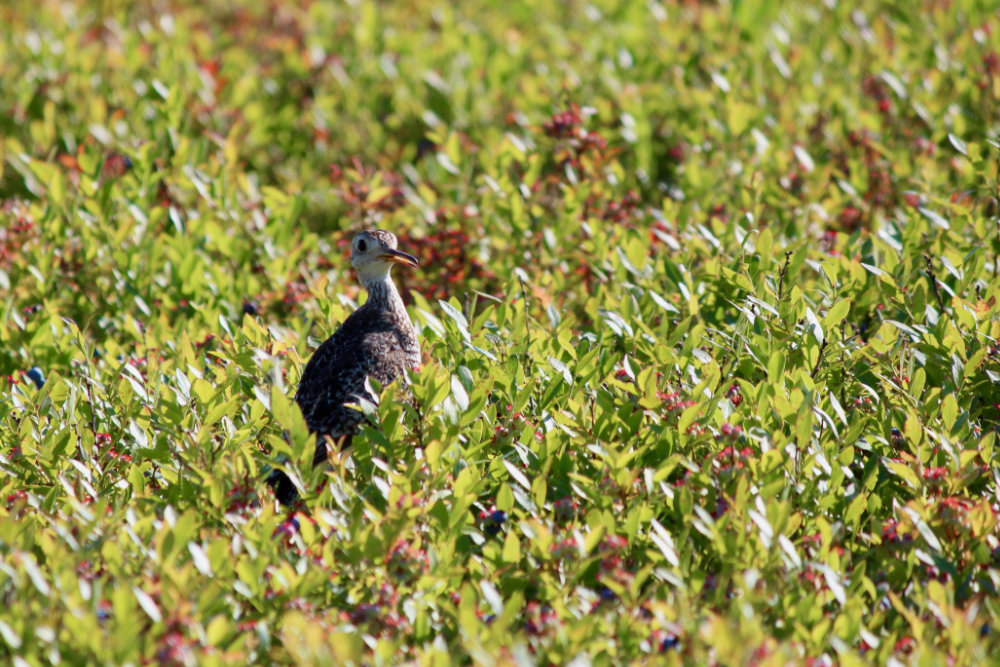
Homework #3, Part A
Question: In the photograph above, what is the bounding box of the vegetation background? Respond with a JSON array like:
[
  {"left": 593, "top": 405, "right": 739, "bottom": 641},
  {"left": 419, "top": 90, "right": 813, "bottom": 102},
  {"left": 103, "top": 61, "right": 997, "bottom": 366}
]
[{"left": 2, "top": 0, "right": 1000, "bottom": 664}]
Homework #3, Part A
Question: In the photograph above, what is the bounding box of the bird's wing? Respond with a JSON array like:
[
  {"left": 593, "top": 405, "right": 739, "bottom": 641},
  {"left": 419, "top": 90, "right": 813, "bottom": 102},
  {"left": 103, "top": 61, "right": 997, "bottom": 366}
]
[
  {"left": 295, "top": 321, "right": 368, "bottom": 436},
  {"left": 294, "top": 309, "right": 410, "bottom": 437}
]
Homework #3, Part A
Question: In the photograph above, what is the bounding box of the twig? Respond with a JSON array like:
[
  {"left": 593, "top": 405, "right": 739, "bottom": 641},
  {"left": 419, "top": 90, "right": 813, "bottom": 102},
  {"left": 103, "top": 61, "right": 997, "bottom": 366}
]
[
  {"left": 589, "top": 394, "right": 597, "bottom": 438},
  {"left": 410, "top": 392, "right": 425, "bottom": 450},
  {"left": 810, "top": 339, "right": 829, "bottom": 379},
  {"left": 777, "top": 251, "right": 792, "bottom": 301},
  {"left": 994, "top": 217, "right": 999, "bottom": 278},
  {"left": 516, "top": 273, "right": 534, "bottom": 373},
  {"left": 517, "top": 273, "right": 531, "bottom": 311},
  {"left": 923, "top": 254, "right": 945, "bottom": 311},
  {"left": 857, "top": 311, "right": 873, "bottom": 342}
]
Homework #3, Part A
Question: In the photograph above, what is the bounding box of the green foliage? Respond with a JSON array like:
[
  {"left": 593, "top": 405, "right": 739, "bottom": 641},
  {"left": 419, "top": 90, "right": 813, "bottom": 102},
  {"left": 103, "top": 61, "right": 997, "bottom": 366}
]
[{"left": 3, "top": 0, "right": 1000, "bottom": 664}]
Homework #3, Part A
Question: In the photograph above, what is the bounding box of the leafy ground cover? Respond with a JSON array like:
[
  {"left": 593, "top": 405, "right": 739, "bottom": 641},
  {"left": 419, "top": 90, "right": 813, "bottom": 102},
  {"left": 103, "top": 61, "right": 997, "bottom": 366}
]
[{"left": 3, "top": 0, "right": 1000, "bottom": 664}]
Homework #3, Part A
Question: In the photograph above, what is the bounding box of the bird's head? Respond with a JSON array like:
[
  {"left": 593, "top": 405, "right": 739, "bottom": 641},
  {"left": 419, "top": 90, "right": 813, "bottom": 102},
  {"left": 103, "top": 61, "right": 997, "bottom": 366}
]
[{"left": 350, "top": 229, "right": 418, "bottom": 285}]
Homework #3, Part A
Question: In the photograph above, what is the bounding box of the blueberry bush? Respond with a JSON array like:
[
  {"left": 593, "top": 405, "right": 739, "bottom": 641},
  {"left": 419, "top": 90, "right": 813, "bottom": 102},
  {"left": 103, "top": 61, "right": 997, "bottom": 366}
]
[{"left": 3, "top": 1, "right": 1000, "bottom": 664}]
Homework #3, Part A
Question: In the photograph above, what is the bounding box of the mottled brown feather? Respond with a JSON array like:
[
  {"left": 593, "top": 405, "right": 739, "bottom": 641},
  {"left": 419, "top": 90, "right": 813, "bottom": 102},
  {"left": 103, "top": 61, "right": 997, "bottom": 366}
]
[{"left": 294, "top": 281, "right": 419, "bottom": 442}]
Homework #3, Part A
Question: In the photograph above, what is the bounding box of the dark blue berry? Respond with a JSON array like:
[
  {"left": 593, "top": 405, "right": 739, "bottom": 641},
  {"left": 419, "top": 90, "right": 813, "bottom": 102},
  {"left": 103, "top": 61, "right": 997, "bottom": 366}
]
[
  {"left": 481, "top": 509, "right": 507, "bottom": 535},
  {"left": 598, "top": 586, "right": 618, "bottom": 602},
  {"left": 26, "top": 367, "right": 45, "bottom": 389},
  {"left": 660, "top": 634, "right": 681, "bottom": 652}
]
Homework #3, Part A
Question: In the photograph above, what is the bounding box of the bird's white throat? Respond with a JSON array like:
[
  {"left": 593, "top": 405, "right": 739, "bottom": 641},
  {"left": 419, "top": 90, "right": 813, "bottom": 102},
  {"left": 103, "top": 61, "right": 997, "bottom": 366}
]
[{"left": 357, "top": 263, "right": 396, "bottom": 290}]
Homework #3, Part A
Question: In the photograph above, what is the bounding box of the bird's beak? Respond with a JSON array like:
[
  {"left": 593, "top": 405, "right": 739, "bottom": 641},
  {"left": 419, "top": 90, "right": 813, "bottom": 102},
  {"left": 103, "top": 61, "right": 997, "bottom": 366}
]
[{"left": 379, "top": 249, "right": 419, "bottom": 268}]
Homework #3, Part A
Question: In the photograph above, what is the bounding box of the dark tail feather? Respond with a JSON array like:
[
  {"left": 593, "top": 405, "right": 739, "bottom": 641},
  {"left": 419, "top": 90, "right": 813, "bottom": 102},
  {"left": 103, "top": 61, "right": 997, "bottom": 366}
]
[
  {"left": 265, "top": 434, "right": 347, "bottom": 506},
  {"left": 266, "top": 469, "right": 301, "bottom": 506}
]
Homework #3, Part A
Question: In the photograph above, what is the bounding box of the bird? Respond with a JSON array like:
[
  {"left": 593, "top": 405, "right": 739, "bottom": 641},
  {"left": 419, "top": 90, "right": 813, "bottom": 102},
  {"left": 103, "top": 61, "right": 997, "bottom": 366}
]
[{"left": 269, "top": 229, "right": 421, "bottom": 504}]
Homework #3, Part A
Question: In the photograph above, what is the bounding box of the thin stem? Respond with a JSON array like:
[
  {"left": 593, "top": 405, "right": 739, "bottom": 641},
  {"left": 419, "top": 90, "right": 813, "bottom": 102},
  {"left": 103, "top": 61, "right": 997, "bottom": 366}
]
[
  {"left": 924, "top": 254, "right": 945, "bottom": 311},
  {"left": 778, "top": 251, "right": 793, "bottom": 301}
]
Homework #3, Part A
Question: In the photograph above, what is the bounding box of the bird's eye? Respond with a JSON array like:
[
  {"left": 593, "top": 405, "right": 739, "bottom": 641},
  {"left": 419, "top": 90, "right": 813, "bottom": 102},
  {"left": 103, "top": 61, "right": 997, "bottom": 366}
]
[{"left": 357, "top": 239, "right": 367, "bottom": 252}]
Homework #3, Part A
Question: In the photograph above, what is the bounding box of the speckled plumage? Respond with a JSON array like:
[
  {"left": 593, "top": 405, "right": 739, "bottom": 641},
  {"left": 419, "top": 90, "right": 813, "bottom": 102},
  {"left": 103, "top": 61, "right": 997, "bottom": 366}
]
[
  {"left": 270, "top": 229, "right": 420, "bottom": 504},
  {"left": 295, "top": 263, "right": 420, "bottom": 440}
]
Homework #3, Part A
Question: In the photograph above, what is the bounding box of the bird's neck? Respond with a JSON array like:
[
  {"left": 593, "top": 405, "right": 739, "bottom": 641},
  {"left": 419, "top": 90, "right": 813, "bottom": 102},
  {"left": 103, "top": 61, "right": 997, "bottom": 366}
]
[{"left": 362, "top": 274, "right": 404, "bottom": 312}]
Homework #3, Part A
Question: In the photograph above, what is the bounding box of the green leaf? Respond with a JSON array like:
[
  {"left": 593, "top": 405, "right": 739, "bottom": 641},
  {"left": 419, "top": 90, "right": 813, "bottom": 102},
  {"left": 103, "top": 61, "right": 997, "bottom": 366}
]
[
  {"left": 918, "top": 207, "right": 950, "bottom": 230},
  {"left": 270, "top": 384, "right": 294, "bottom": 429},
  {"left": 845, "top": 493, "right": 866, "bottom": 528},
  {"left": 822, "top": 298, "right": 851, "bottom": 331},
  {"left": 133, "top": 587, "right": 162, "bottom": 623},
  {"left": 496, "top": 484, "right": 514, "bottom": 512},
  {"left": 941, "top": 393, "right": 958, "bottom": 430},
  {"left": 450, "top": 374, "right": 469, "bottom": 411},
  {"left": 0, "top": 620, "right": 22, "bottom": 650},
  {"left": 947, "top": 133, "right": 967, "bottom": 156},
  {"left": 584, "top": 524, "right": 607, "bottom": 554},
  {"left": 804, "top": 306, "right": 824, "bottom": 343},
  {"left": 188, "top": 542, "right": 212, "bottom": 576},
  {"left": 884, "top": 461, "right": 920, "bottom": 490},
  {"left": 501, "top": 530, "right": 521, "bottom": 563},
  {"left": 678, "top": 402, "right": 701, "bottom": 435},
  {"left": 904, "top": 414, "right": 921, "bottom": 446},
  {"left": 503, "top": 460, "right": 532, "bottom": 491},
  {"left": 531, "top": 476, "right": 547, "bottom": 509}
]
